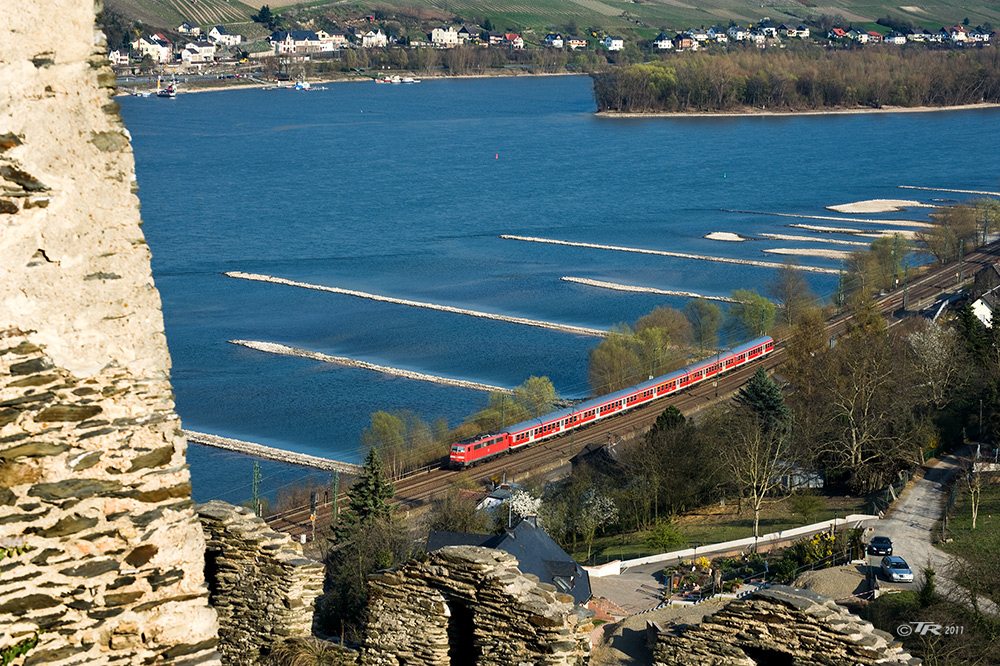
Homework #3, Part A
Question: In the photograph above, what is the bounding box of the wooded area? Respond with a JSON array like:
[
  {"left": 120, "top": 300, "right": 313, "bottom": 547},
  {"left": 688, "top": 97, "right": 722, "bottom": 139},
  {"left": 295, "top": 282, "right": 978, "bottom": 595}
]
[{"left": 593, "top": 48, "right": 1000, "bottom": 113}]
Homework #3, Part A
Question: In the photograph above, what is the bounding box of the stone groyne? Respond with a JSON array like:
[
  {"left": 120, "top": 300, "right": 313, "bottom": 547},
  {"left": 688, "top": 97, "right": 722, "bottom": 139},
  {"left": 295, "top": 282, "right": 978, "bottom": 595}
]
[
  {"left": 185, "top": 429, "right": 363, "bottom": 476},
  {"left": 722, "top": 208, "right": 932, "bottom": 228},
  {"left": 562, "top": 277, "right": 736, "bottom": 302},
  {"left": 758, "top": 233, "right": 869, "bottom": 247},
  {"left": 900, "top": 184, "right": 1000, "bottom": 196},
  {"left": 225, "top": 271, "right": 607, "bottom": 338},
  {"left": 230, "top": 339, "right": 512, "bottom": 394},
  {"left": 500, "top": 235, "right": 839, "bottom": 275}
]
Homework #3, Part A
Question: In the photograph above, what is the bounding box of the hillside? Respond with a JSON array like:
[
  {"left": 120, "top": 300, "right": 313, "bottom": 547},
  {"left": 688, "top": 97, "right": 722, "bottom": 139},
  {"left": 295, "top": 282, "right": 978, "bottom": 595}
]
[{"left": 105, "top": 0, "right": 998, "bottom": 38}]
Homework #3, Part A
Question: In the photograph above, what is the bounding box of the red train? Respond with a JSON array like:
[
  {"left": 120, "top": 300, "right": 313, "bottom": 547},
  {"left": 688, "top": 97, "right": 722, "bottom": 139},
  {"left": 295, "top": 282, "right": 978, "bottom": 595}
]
[{"left": 449, "top": 336, "right": 775, "bottom": 468}]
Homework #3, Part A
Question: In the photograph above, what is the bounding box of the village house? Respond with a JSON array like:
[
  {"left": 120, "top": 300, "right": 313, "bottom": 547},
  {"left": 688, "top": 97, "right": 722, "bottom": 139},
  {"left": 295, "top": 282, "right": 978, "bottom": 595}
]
[
  {"left": 132, "top": 34, "right": 172, "bottom": 63},
  {"left": 269, "top": 30, "right": 328, "bottom": 54},
  {"left": 707, "top": 27, "right": 728, "bottom": 42},
  {"left": 690, "top": 28, "right": 710, "bottom": 42},
  {"left": 487, "top": 32, "right": 505, "bottom": 46},
  {"left": 316, "top": 30, "right": 347, "bottom": 48},
  {"left": 828, "top": 27, "right": 849, "bottom": 39},
  {"left": 674, "top": 32, "right": 698, "bottom": 50},
  {"left": 653, "top": 32, "right": 673, "bottom": 50},
  {"left": 884, "top": 31, "right": 907, "bottom": 45},
  {"left": 362, "top": 29, "right": 388, "bottom": 48},
  {"left": 942, "top": 25, "right": 968, "bottom": 42},
  {"left": 727, "top": 25, "right": 748, "bottom": 41},
  {"left": 504, "top": 33, "right": 524, "bottom": 49},
  {"left": 543, "top": 33, "right": 564, "bottom": 48},
  {"left": 780, "top": 24, "right": 810, "bottom": 38},
  {"left": 431, "top": 26, "right": 459, "bottom": 47},
  {"left": 867, "top": 30, "right": 883, "bottom": 43},
  {"left": 602, "top": 35, "right": 624, "bottom": 50},
  {"left": 107, "top": 49, "right": 129, "bottom": 66},
  {"left": 972, "top": 285, "right": 1000, "bottom": 327},
  {"left": 208, "top": 25, "right": 243, "bottom": 47},
  {"left": 847, "top": 28, "right": 870, "bottom": 43},
  {"left": 457, "top": 26, "right": 475, "bottom": 43},
  {"left": 177, "top": 22, "right": 200, "bottom": 36},
  {"left": 181, "top": 41, "right": 215, "bottom": 64},
  {"left": 758, "top": 21, "right": 778, "bottom": 38},
  {"left": 566, "top": 37, "right": 587, "bottom": 49},
  {"left": 747, "top": 29, "right": 767, "bottom": 45}
]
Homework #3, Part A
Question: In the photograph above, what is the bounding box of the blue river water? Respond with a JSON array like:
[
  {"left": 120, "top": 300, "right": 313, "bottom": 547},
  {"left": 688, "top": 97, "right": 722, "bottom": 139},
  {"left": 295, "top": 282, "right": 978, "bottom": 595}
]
[{"left": 119, "top": 75, "right": 1000, "bottom": 504}]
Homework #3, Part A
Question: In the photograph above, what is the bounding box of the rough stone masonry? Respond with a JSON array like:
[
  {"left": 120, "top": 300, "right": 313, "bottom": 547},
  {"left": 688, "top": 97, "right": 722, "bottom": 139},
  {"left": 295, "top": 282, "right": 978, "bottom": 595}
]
[{"left": 0, "top": 1, "right": 221, "bottom": 663}]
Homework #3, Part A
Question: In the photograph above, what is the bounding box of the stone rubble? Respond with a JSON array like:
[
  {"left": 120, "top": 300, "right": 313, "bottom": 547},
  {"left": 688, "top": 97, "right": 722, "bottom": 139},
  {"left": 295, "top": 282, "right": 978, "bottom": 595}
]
[
  {"left": 360, "top": 545, "right": 593, "bottom": 666},
  {"left": 652, "top": 584, "right": 922, "bottom": 666},
  {"left": 196, "top": 501, "right": 325, "bottom": 666}
]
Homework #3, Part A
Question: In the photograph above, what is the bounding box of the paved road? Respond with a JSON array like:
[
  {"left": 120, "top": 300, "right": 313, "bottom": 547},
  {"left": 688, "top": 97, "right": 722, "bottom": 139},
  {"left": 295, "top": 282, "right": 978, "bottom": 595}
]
[{"left": 868, "top": 447, "right": 997, "bottom": 615}]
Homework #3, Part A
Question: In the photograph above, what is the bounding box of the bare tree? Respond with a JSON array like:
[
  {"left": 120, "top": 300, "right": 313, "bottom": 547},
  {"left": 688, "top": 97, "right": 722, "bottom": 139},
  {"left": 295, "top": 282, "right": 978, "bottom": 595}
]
[{"left": 720, "top": 406, "right": 790, "bottom": 539}]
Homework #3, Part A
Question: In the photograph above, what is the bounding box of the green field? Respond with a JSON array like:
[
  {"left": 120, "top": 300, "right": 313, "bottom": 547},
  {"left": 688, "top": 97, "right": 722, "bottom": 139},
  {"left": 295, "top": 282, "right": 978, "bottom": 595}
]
[{"left": 109, "top": 0, "right": 999, "bottom": 38}]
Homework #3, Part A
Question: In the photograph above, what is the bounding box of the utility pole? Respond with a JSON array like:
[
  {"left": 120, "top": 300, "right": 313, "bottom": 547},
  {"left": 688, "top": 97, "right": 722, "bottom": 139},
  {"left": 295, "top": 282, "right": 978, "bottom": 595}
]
[
  {"left": 251, "top": 460, "right": 262, "bottom": 516},
  {"left": 902, "top": 266, "right": 908, "bottom": 310}
]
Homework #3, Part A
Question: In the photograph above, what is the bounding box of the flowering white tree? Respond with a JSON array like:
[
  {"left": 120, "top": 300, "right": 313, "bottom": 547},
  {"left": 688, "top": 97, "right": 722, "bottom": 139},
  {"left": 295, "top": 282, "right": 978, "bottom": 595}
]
[
  {"left": 508, "top": 489, "right": 542, "bottom": 523},
  {"left": 575, "top": 491, "right": 618, "bottom": 562}
]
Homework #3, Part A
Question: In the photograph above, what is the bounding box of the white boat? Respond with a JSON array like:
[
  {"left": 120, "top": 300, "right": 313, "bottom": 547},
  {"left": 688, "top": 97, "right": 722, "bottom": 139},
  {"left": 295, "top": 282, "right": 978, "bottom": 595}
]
[
  {"left": 401, "top": 77, "right": 419, "bottom": 84},
  {"left": 293, "top": 79, "right": 311, "bottom": 91}
]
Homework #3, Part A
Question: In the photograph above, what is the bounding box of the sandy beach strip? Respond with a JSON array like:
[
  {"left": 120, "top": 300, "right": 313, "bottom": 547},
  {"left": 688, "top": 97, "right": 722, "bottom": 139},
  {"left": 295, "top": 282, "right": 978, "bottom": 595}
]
[
  {"left": 759, "top": 233, "right": 869, "bottom": 247},
  {"left": 230, "top": 339, "right": 512, "bottom": 394},
  {"left": 723, "top": 209, "right": 933, "bottom": 228},
  {"left": 225, "top": 271, "right": 607, "bottom": 338},
  {"left": 763, "top": 248, "right": 852, "bottom": 260},
  {"left": 705, "top": 232, "right": 748, "bottom": 241},
  {"left": 500, "top": 235, "right": 838, "bottom": 274},
  {"left": 899, "top": 185, "right": 1000, "bottom": 197},
  {"left": 826, "top": 199, "right": 933, "bottom": 213},
  {"left": 562, "top": 277, "right": 737, "bottom": 302}
]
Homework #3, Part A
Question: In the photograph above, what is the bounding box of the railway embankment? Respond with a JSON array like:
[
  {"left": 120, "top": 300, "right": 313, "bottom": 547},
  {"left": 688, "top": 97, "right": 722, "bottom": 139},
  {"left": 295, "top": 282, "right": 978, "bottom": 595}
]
[{"left": 185, "top": 429, "right": 363, "bottom": 475}]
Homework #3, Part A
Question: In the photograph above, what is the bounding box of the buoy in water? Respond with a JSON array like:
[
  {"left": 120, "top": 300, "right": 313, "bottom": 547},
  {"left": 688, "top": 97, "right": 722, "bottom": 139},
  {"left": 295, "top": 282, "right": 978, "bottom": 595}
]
[{"left": 495, "top": 154, "right": 499, "bottom": 159}]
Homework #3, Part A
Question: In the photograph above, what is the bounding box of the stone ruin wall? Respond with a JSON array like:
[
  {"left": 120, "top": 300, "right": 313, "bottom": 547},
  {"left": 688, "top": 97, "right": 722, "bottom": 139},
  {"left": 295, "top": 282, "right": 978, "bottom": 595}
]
[
  {"left": 0, "top": 1, "right": 220, "bottom": 663},
  {"left": 196, "top": 501, "right": 325, "bottom": 666},
  {"left": 360, "top": 546, "right": 593, "bottom": 666},
  {"left": 652, "top": 585, "right": 921, "bottom": 666}
]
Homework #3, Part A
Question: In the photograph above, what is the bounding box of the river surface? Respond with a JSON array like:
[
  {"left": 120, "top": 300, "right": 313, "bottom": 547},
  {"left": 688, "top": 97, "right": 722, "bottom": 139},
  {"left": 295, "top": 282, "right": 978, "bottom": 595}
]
[{"left": 119, "top": 75, "right": 1000, "bottom": 504}]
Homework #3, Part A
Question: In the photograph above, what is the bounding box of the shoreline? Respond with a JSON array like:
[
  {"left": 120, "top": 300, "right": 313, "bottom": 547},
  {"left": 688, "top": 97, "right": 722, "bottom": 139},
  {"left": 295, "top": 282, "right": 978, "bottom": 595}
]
[
  {"left": 597, "top": 102, "right": 1000, "bottom": 118},
  {"left": 120, "top": 73, "right": 1000, "bottom": 120},
  {"left": 115, "top": 69, "right": 584, "bottom": 96}
]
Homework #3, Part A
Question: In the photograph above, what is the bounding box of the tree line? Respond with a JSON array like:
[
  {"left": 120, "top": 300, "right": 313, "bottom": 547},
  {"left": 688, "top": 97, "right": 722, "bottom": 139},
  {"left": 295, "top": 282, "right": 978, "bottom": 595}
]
[{"left": 592, "top": 48, "right": 1000, "bottom": 113}]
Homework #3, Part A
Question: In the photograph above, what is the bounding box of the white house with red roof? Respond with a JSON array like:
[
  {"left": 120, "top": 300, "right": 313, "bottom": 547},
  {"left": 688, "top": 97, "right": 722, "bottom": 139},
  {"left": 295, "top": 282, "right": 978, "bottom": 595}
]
[{"left": 504, "top": 33, "right": 524, "bottom": 49}]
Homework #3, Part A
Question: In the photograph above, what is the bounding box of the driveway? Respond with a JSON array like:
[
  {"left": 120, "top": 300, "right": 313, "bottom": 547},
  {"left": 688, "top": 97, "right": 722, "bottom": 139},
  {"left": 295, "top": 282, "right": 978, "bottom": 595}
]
[{"left": 865, "top": 446, "right": 997, "bottom": 614}]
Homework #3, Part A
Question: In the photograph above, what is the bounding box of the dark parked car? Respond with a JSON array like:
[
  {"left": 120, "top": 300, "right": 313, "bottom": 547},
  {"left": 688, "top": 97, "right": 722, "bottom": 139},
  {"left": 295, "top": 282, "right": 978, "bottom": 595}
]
[
  {"left": 880, "top": 556, "right": 914, "bottom": 583},
  {"left": 867, "top": 536, "right": 893, "bottom": 556}
]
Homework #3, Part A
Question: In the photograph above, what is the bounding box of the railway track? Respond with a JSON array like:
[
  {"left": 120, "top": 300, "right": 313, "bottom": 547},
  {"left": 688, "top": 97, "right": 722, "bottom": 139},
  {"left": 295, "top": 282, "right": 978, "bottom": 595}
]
[{"left": 265, "top": 240, "right": 1000, "bottom": 537}]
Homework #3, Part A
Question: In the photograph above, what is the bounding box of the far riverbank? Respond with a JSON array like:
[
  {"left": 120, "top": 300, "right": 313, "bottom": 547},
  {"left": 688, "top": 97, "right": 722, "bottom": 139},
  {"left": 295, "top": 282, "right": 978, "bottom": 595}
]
[{"left": 598, "top": 102, "right": 1000, "bottom": 118}]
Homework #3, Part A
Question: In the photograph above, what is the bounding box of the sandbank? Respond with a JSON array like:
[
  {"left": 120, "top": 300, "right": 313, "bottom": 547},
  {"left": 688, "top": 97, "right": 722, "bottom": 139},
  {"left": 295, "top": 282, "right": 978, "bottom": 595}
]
[
  {"left": 826, "top": 199, "right": 933, "bottom": 214},
  {"left": 704, "top": 232, "right": 747, "bottom": 242}
]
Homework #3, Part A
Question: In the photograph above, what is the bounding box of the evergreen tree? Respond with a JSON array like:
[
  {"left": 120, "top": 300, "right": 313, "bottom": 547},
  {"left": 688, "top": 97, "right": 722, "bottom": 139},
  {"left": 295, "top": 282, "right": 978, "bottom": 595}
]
[
  {"left": 343, "top": 446, "right": 395, "bottom": 529},
  {"left": 735, "top": 368, "right": 791, "bottom": 437},
  {"left": 647, "top": 405, "right": 685, "bottom": 442}
]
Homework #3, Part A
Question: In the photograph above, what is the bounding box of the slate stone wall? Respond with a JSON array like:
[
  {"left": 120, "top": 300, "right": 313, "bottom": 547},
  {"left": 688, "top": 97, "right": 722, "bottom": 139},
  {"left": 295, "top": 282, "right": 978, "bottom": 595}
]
[
  {"left": 360, "top": 546, "right": 593, "bottom": 666},
  {"left": 0, "top": 1, "right": 220, "bottom": 663},
  {"left": 197, "top": 501, "right": 325, "bottom": 666},
  {"left": 653, "top": 585, "right": 921, "bottom": 666}
]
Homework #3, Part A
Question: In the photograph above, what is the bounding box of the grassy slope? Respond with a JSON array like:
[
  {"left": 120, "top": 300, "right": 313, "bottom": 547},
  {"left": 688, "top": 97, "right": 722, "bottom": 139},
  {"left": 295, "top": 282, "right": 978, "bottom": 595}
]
[{"left": 110, "top": 0, "right": 1000, "bottom": 37}]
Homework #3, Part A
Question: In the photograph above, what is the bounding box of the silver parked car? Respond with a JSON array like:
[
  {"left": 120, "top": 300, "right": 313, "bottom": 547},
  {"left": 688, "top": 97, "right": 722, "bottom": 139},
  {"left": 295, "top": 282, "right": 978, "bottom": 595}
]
[{"left": 880, "top": 556, "right": 914, "bottom": 583}]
